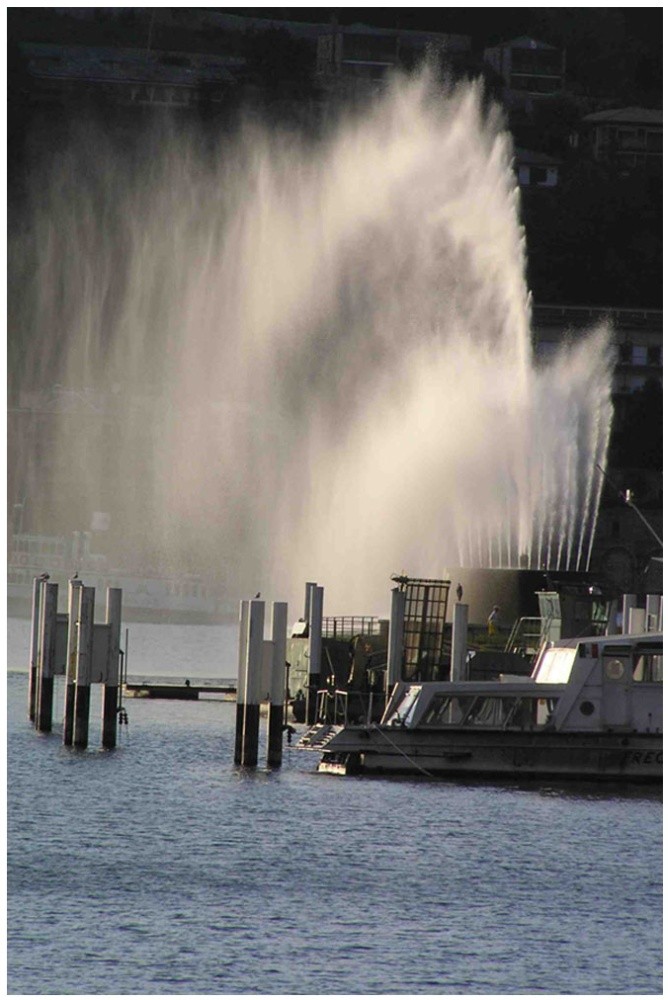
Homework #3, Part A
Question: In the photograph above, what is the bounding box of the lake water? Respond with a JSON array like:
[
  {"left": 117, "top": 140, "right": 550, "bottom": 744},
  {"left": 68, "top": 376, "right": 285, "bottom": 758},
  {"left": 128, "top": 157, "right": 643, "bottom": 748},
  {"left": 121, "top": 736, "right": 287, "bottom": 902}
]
[{"left": 7, "top": 617, "right": 663, "bottom": 995}]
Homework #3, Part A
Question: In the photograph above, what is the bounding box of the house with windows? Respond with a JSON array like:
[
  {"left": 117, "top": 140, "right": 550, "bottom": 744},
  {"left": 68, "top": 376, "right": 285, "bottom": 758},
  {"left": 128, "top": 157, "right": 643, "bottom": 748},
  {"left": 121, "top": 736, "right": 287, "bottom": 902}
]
[
  {"left": 315, "top": 21, "right": 470, "bottom": 87},
  {"left": 532, "top": 304, "right": 662, "bottom": 395},
  {"left": 515, "top": 147, "right": 561, "bottom": 188},
  {"left": 483, "top": 36, "right": 565, "bottom": 97},
  {"left": 20, "top": 42, "right": 241, "bottom": 109},
  {"left": 581, "top": 107, "right": 662, "bottom": 175}
]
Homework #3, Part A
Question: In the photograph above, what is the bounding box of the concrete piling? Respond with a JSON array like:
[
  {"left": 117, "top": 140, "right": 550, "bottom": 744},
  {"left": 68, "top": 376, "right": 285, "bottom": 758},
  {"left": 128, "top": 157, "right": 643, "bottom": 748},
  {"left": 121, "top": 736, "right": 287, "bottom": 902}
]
[
  {"left": 63, "top": 579, "right": 83, "bottom": 745},
  {"left": 102, "top": 588, "right": 122, "bottom": 749},
  {"left": 267, "top": 602, "right": 288, "bottom": 768},
  {"left": 386, "top": 586, "right": 406, "bottom": 698},
  {"left": 306, "top": 585, "right": 323, "bottom": 723},
  {"left": 36, "top": 582, "right": 58, "bottom": 733},
  {"left": 73, "top": 586, "right": 95, "bottom": 749},
  {"left": 451, "top": 602, "right": 469, "bottom": 682},
  {"left": 304, "top": 581, "right": 316, "bottom": 623},
  {"left": 241, "top": 599, "right": 264, "bottom": 766},
  {"left": 28, "top": 576, "right": 42, "bottom": 723},
  {"left": 234, "top": 600, "right": 250, "bottom": 765}
]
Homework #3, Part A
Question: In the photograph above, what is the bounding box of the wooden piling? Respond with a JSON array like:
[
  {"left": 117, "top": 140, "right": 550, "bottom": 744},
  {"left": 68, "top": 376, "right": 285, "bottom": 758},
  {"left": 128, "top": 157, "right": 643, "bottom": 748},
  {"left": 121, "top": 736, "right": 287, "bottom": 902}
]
[
  {"left": 28, "top": 577, "right": 42, "bottom": 723},
  {"left": 241, "top": 599, "right": 264, "bottom": 767},
  {"left": 267, "top": 602, "right": 288, "bottom": 768},
  {"left": 234, "top": 600, "right": 250, "bottom": 765},
  {"left": 63, "top": 579, "right": 83, "bottom": 745},
  {"left": 102, "top": 588, "right": 122, "bottom": 749},
  {"left": 73, "top": 586, "right": 95, "bottom": 749},
  {"left": 36, "top": 582, "right": 58, "bottom": 733}
]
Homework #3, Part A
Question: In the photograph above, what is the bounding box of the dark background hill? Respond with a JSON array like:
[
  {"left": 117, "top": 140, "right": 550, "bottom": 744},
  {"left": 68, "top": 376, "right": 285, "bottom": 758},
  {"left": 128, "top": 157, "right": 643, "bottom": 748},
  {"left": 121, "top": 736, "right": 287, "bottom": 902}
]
[{"left": 7, "top": 8, "right": 662, "bottom": 309}]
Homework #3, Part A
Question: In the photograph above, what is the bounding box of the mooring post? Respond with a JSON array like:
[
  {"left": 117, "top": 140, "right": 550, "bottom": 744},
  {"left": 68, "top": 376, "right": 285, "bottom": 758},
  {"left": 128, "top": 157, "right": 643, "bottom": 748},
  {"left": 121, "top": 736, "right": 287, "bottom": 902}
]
[
  {"left": 241, "top": 599, "right": 264, "bottom": 767},
  {"left": 267, "top": 601, "right": 288, "bottom": 768},
  {"left": 73, "top": 586, "right": 95, "bottom": 749},
  {"left": 63, "top": 579, "right": 83, "bottom": 745},
  {"left": 28, "top": 576, "right": 43, "bottom": 723},
  {"left": 234, "top": 600, "right": 250, "bottom": 765},
  {"left": 102, "top": 588, "right": 122, "bottom": 749},
  {"left": 451, "top": 602, "right": 469, "bottom": 682},
  {"left": 385, "top": 586, "right": 406, "bottom": 701},
  {"left": 36, "top": 582, "right": 58, "bottom": 733},
  {"left": 306, "top": 585, "right": 323, "bottom": 724}
]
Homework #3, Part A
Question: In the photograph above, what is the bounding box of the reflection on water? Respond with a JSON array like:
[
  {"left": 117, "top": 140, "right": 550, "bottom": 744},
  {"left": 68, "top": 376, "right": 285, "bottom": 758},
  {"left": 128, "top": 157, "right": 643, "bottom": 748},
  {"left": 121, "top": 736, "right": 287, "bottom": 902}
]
[{"left": 7, "top": 615, "right": 239, "bottom": 678}]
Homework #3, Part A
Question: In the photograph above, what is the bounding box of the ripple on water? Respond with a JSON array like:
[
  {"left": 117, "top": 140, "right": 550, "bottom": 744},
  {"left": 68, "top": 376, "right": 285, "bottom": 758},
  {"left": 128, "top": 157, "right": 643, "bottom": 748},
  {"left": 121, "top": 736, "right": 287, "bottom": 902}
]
[{"left": 7, "top": 673, "right": 662, "bottom": 995}]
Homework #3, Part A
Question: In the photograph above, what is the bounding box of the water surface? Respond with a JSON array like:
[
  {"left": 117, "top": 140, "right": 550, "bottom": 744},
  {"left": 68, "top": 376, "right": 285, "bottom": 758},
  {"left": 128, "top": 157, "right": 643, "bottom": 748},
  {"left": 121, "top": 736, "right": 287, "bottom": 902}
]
[{"left": 7, "top": 619, "right": 662, "bottom": 995}]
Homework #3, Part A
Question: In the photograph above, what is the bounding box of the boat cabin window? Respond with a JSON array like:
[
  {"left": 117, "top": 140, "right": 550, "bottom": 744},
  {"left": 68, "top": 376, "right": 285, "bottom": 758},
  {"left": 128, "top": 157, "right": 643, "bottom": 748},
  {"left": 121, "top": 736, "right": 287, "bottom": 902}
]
[
  {"left": 632, "top": 652, "right": 663, "bottom": 683},
  {"left": 421, "top": 693, "right": 557, "bottom": 729},
  {"left": 421, "top": 694, "right": 476, "bottom": 726}
]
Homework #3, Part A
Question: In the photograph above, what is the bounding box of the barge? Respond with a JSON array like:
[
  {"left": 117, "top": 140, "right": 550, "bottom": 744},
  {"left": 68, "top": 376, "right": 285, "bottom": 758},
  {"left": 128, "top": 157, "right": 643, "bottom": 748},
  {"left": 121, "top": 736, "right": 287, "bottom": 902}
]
[{"left": 298, "top": 631, "right": 662, "bottom": 782}]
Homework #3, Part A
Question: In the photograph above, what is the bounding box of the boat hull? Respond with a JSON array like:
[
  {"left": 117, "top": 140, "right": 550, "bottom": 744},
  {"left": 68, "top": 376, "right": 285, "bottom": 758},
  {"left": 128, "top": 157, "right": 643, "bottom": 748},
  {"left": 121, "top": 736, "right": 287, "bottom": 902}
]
[{"left": 317, "top": 727, "right": 662, "bottom": 782}]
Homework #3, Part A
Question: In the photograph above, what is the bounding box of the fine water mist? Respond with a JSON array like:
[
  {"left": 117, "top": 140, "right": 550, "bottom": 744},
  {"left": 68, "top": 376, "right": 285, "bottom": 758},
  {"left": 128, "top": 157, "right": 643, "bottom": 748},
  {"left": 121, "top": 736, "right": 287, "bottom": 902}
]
[{"left": 10, "top": 74, "right": 613, "bottom": 615}]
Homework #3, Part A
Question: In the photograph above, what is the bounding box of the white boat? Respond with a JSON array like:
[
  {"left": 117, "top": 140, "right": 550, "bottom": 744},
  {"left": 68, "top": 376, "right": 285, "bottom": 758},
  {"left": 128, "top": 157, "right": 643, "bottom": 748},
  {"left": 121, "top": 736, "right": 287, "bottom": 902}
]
[
  {"left": 298, "top": 631, "right": 663, "bottom": 782},
  {"left": 7, "top": 531, "right": 231, "bottom": 623}
]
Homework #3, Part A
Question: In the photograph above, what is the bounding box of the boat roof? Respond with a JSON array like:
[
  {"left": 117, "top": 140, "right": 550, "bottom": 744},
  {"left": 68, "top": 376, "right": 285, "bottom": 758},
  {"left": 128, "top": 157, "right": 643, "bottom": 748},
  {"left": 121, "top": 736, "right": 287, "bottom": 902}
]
[{"left": 549, "top": 632, "right": 662, "bottom": 648}]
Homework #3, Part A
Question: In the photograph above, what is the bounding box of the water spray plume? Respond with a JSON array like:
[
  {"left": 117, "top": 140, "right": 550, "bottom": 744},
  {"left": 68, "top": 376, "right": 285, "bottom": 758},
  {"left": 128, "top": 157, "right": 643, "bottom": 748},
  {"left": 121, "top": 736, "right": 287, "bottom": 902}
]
[{"left": 10, "top": 72, "right": 613, "bottom": 614}]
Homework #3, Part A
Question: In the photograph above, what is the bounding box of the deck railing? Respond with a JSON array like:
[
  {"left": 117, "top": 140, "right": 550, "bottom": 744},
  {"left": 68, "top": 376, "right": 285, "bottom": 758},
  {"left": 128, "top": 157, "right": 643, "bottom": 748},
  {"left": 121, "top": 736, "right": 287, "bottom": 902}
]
[
  {"left": 321, "top": 616, "right": 383, "bottom": 639},
  {"left": 315, "top": 688, "right": 387, "bottom": 726}
]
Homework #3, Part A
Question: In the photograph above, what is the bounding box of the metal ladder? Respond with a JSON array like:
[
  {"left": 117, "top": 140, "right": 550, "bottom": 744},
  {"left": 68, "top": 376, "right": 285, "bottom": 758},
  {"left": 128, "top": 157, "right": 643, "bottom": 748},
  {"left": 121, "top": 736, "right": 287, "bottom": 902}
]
[{"left": 295, "top": 723, "right": 343, "bottom": 750}]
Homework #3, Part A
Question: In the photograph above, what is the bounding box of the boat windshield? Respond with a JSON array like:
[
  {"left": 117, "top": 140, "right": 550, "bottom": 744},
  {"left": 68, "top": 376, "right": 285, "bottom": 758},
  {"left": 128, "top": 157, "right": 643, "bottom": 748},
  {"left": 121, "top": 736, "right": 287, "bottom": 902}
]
[
  {"left": 533, "top": 646, "right": 577, "bottom": 683},
  {"left": 632, "top": 650, "right": 663, "bottom": 682}
]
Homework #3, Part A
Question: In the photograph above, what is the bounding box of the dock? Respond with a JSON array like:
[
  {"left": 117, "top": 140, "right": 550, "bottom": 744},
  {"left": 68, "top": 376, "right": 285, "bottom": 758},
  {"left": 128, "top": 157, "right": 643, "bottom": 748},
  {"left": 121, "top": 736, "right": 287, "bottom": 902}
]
[{"left": 123, "top": 682, "right": 237, "bottom": 700}]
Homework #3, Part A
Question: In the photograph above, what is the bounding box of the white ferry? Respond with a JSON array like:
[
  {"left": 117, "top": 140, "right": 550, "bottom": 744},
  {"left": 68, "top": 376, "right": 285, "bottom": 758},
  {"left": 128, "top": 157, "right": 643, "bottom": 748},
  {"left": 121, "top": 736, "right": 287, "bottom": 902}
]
[
  {"left": 299, "top": 631, "right": 662, "bottom": 782},
  {"left": 7, "top": 531, "right": 228, "bottom": 623}
]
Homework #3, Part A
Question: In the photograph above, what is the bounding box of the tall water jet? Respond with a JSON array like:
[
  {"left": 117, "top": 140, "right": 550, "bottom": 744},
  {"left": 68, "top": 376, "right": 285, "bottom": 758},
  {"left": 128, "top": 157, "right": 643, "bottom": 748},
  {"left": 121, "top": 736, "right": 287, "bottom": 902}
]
[{"left": 9, "top": 73, "right": 613, "bottom": 614}]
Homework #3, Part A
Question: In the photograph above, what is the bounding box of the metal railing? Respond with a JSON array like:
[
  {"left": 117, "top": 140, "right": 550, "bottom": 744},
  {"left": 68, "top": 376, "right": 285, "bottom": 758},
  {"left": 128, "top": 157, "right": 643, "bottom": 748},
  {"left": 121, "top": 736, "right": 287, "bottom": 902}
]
[
  {"left": 504, "top": 616, "right": 543, "bottom": 656},
  {"left": 315, "top": 688, "right": 387, "bottom": 726},
  {"left": 533, "top": 304, "right": 662, "bottom": 332},
  {"left": 321, "top": 616, "right": 383, "bottom": 639}
]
